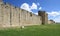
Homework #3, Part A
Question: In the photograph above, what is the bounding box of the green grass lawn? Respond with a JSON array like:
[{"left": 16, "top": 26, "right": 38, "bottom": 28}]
[{"left": 0, "top": 24, "right": 60, "bottom": 36}]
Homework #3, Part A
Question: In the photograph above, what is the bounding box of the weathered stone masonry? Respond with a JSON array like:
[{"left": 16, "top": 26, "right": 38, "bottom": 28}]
[
  {"left": 38, "top": 11, "right": 48, "bottom": 24},
  {"left": 0, "top": 0, "right": 55, "bottom": 28},
  {"left": 0, "top": 1, "right": 42, "bottom": 27}
]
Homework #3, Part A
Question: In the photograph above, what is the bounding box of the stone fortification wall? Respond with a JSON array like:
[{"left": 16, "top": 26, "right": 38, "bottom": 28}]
[
  {"left": 48, "top": 20, "right": 55, "bottom": 24},
  {"left": 0, "top": 2, "right": 42, "bottom": 28}
]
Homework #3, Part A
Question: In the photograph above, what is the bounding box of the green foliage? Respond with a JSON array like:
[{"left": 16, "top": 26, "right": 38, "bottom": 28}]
[{"left": 0, "top": 24, "right": 60, "bottom": 36}]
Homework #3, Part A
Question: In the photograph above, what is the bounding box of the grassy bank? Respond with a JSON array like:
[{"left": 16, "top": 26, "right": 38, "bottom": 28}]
[{"left": 0, "top": 24, "right": 60, "bottom": 36}]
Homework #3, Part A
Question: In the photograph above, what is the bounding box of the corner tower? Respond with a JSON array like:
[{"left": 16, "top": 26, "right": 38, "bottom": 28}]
[{"left": 38, "top": 10, "right": 48, "bottom": 24}]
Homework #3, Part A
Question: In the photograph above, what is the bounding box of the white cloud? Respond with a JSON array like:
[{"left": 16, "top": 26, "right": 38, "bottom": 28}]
[
  {"left": 54, "top": 16, "right": 60, "bottom": 22},
  {"left": 20, "top": 3, "right": 38, "bottom": 12},
  {"left": 47, "top": 11, "right": 60, "bottom": 17},
  {"left": 39, "top": 7, "right": 42, "bottom": 10},
  {"left": 34, "top": 13, "right": 38, "bottom": 15},
  {"left": 31, "top": 3, "right": 37, "bottom": 10},
  {"left": 20, "top": 3, "right": 31, "bottom": 12},
  {"left": 47, "top": 11, "right": 60, "bottom": 22}
]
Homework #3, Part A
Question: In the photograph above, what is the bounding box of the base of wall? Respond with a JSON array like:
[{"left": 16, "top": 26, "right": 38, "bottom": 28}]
[{"left": 0, "top": 24, "right": 41, "bottom": 28}]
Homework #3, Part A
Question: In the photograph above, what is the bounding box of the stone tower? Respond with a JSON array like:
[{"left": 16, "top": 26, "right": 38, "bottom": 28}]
[
  {"left": 49, "top": 20, "right": 55, "bottom": 24},
  {"left": 38, "top": 10, "right": 48, "bottom": 24}
]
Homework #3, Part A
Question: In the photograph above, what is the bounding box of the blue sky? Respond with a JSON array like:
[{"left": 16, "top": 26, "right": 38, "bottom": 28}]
[{"left": 3, "top": 0, "right": 60, "bottom": 22}]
